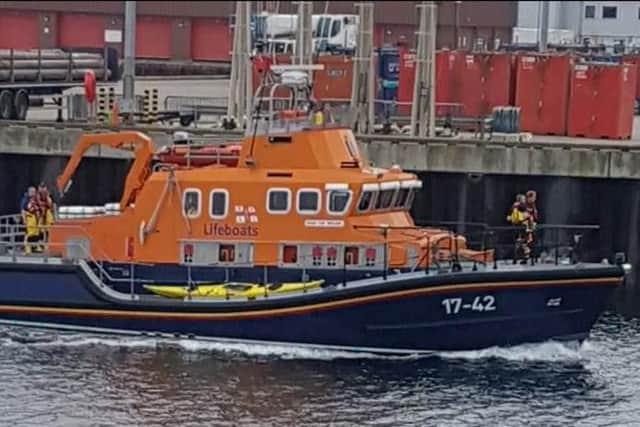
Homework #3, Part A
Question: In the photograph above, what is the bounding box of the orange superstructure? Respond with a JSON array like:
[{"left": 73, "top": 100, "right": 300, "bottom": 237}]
[{"left": 48, "top": 68, "right": 491, "bottom": 273}]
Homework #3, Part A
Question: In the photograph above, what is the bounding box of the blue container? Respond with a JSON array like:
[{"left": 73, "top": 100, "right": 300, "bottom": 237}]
[{"left": 377, "top": 47, "right": 400, "bottom": 119}]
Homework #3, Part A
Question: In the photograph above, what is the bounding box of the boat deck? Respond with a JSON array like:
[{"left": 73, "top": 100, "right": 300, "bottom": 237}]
[{"left": 0, "top": 252, "right": 620, "bottom": 306}]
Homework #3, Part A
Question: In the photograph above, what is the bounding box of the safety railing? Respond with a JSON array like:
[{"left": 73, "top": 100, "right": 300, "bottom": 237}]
[{"left": 0, "top": 215, "right": 618, "bottom": 302}]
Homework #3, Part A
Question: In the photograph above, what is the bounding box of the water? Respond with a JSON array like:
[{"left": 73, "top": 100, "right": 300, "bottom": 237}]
[{"left": 1, "top": 314, "right": 640, "bottom": 427}]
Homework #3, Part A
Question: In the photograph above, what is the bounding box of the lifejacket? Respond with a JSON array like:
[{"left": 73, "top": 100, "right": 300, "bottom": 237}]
[
  {"left": 507, "top": 202, "right": 527, "bottom": 225},
  {"left": 25, "top": 198, "right": 40, "bottom": 237}
]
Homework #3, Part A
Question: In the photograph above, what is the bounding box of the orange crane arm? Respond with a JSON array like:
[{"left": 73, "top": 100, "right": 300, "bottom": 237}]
[{"left": 56, "top": 131, "right": 156, "bottom": 210}]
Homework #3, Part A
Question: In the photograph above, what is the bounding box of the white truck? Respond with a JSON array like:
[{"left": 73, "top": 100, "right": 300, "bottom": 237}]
[{"left": 253, "top": 13, "right": 358, "bottom": 53}]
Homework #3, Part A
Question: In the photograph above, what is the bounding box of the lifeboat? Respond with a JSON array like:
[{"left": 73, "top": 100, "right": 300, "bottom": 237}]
[
  {"left": 156, "top": 144, "right": 242, "bottom": 167},
  {"left": 0, "top": 64, "right": 629, "bottom": 355}
]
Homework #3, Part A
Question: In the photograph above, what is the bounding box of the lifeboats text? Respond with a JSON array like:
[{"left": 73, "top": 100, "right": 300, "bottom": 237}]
[{"left": 204, "top": 223, "right": 258, "bottom": 237}]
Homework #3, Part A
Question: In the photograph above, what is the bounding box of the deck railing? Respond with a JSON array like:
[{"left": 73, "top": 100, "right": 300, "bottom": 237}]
[{"left": 0, "top": 215, "right": 618, "bottom": 301}]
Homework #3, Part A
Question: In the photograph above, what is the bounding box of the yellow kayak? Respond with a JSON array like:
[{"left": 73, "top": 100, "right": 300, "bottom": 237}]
[{"left": 144, "top": 279, "right": 324, "bottom": 299}]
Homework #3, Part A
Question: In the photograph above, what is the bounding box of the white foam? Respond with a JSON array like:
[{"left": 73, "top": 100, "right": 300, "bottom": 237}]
[
  {"left": 0, "top": 328, "right": 588, "bottom": 362},
  {"left": 438, "top": 340, "right": 584, "bottom": 362}
]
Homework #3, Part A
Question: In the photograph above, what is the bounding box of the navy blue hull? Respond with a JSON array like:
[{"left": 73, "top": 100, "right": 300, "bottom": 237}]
[{"left": 0, "top": 261, "right": 624, "bottom": 353}]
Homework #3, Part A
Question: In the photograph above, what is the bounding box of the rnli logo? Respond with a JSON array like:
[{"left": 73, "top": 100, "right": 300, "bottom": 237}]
[
  {"left": 204, "top": 223, "right": 258, "bottom": 237},
  {"left": 235, "top": 205, "right": 259, "bottom": 224}
]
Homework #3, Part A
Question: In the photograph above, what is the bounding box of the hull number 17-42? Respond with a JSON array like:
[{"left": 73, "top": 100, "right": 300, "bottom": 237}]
[{"left": 441, "top": 296, "right": 496, "bottom": 315}]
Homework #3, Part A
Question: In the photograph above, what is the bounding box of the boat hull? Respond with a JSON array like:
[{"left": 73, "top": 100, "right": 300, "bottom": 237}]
[{"left": 0, "top": 261, "right": 623, "bottom": 353}]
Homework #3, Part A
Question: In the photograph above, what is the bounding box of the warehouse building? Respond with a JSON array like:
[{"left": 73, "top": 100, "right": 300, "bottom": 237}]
[{"left": 0, "top": 1, "right": 516, "bottom": 61}]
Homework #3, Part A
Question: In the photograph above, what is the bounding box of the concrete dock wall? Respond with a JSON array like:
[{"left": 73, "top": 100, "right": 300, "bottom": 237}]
[{"left": 3, "top": 124, "right": 640, "bottom": 179}]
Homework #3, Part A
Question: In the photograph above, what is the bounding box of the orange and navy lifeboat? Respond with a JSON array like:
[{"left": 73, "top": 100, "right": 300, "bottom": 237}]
[{"left": 155, "top": 144, "right": 242, "bottom": 167}]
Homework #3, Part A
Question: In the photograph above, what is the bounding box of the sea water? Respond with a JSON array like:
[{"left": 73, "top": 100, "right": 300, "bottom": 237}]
[{"left": 1, "top": 313, "right": 639, "bottom": 426}]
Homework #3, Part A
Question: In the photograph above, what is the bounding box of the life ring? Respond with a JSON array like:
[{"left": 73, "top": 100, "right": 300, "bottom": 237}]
[{"left": 84, "top": 70, "right": 96, "bottom": 103}]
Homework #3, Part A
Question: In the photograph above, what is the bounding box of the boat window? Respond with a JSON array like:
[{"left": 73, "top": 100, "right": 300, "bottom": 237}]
[
  {"left": 267, "top": 188, "right": 291, "bottom": 214},
  {"left": 297, "top": 189, "right": 321, "bottom": 215},
  {"left": 312, "top": 245, "right": 323, "bottom": 266},
  {"left": 210, "top": 189, "right": 229, "bottom": 219},
  {"left": 219, "top": 244, "right": 235, "bottom": 262},
  {"left": 182, "top": 189, "right": 201, "bottom": 219},
  {"left": 405, "top": 188, "right": 416, "bottom": 210},
  {"left": 345, "top": 247, "right": 359, "bottom": 265},
  {"left": 357, "top": 191, "right": 375, "bottom": 212},
  {"left": 394, "top": 188, "right": 410, "bottom": 209},
  {"left": 376, "top": 189, "right": 396, "bottom": 210},
  {"left": 327, "top": 246, "right": 338, "bottom": 267},
  {"left": 365, "top": 247, "right": 377, "bottom": 267},
  {"left": 327, "top": 190, "right": 352, "bottom": 215},
  {"left": 282, "top": 245, "right": 298, "bottom": 264}
]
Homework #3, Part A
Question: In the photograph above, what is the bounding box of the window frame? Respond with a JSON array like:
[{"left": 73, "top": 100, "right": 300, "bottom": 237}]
[
  {"left": 296, "top": 188, "right": 322, "bottom": 216},
  {"left": 326, "top": 189, "right": 353, "bottom": 216},
  {"left": 602, "top": 5, "right": 617, "bottom": 19},
  {"left": 377, "top": 181, "right": 400, "bottom": 211},
  {"left": 266, "top": 187, "right": 292, "bottom": 215},
  {"left": 209, "top": 189, "right": 229, "bottom": 220},
  {"left": 357, "top": 183, "right": 379, "bottom": 213},
  {"left": 585, "top": 5, "right": 595, "bottom": 19},
  {"left": 182, "top": 188, "right": 202, "bottom": 219},
  {"left": 402, "top": 180, "right": 422, "bottom": 210}
]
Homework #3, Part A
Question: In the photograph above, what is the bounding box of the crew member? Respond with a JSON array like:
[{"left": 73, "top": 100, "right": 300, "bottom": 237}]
[
  {"left": 525, "top": 189, "right": 539, "bottom": 251},
  {"left": 525, "top": 190, "right": 539, "bottom": 224},
  {"left": 20, "top": 186, "right": 36, "bottom": 223},
  {"left": 24, "top": 194, "right": 40, "bottom": 255},
  {"left": 313, "top": 102, "right": 325, "bottom": 126},
  {"left": 507, "top": 194, "right": 531, "bottom": 264},
  {"left": 37, "top": 182, "right": 54, "bottom": 249}
]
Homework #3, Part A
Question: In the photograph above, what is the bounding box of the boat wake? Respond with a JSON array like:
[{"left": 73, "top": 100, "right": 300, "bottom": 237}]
[
  {"left": 438, "top": 340, "right": 585, "bottom": 363},
  {"left": 0, "top": 326, "right": 588, "bottom": 363}
]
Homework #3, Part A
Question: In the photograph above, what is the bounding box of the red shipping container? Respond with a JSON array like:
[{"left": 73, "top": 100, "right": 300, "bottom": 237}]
[
  {"left": 397, "top": 49, "right": 461, "bottom": 117},
  {"left": 514, "top": 54, "right": 573, "bottom": 135},
  {"left": 622, "top": 55, "right": 640, "bottom": 99},
  {"left": 313, "top": 55, "right": 353, "bottom": 101},
  {"left": 436, "top": 50, "right": 460, "bottom": 117},
  {"left": 457, "top": 53, "right": 512, "bottom": 117},
  {"left": 397, "top": 46, "right": 415, "bottom": 116},
  {"left": 567, "top": 63, "right": 637, "bottom": 139}
]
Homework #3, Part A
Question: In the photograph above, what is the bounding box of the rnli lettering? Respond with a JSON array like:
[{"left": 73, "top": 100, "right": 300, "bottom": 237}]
[{"left": 204, "top": 223, "right": 258, "bottom": 237}]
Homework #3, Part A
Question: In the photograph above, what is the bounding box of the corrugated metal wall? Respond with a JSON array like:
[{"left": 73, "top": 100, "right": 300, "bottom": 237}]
[
  {"left": 0, "top": 10, "right": 40, "bottom": 49},
  {"left": 192, "top": 18, "right": 232, "bottom": 61},
  {"left": 136, "top": 16, "right": 172, "bottom": 59},
  {"left": 58, "top": 13, "right": 105, "bottom": 48}
]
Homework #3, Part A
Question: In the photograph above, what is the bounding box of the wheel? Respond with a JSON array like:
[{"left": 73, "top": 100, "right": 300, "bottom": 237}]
[
  {"left": 0, "top": 90, "right": 15, "bottom": 120},
  {"left": 179, "top": 114, "right": 193, "bottom": 127},
  {"left": 13, "top": 89, "right": 28, "bottom": 121}
]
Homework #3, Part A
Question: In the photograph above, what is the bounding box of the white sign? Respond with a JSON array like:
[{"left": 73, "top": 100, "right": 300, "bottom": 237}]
[
  {"left": 304, "top": 219, "right": 344, "bottom": 228},
  {"left": 104, "top": 29, "right": 123, "bottom": 43}
]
